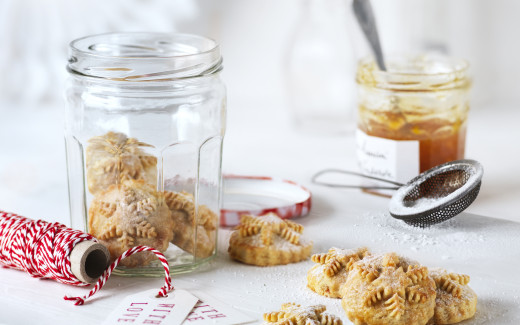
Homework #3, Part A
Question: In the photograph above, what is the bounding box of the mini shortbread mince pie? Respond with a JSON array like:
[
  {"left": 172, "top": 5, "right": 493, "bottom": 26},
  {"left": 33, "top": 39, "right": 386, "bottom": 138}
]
[
  {"left": 164, "top": 190, "right": 218, "bottom": 258},
  {"left": 86, "top": 131, "right": 157, "bottom": 195},
  {"left": 263, "top": 302, "right": 342, "bottom": 325},
  {"left": 228, "top": 212, "right": 313, "bottom": 266},
  {"left": 88, "top": 179, "right": 174, "bottom": 267},
  {"left": 427, "top": 268, "right": 477, "bottom": 325},
  {"left": 342, "top": 253, "right": 436, "bottom": 325},
  {"left": 307, "top": 247, "right": 370, "bottom": 298}
]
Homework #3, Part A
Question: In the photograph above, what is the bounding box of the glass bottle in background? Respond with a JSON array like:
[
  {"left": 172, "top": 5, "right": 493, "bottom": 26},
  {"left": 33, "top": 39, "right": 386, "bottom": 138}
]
[{"left": 284, "top": 0, "right": 356, "bottom": 134}]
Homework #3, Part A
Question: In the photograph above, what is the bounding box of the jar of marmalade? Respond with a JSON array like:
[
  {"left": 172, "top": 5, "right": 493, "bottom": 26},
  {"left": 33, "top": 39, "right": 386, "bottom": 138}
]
[{"left": 355, "top": 55, "right": 470, "bottom": 194}]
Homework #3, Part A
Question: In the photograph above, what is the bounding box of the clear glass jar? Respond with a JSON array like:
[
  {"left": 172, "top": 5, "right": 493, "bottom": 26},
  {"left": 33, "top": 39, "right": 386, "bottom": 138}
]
[
  {"left": 356, "top": 55, "right": 470, "bottom": 193},
  {"left": 65, "top": 32, "right": 226, "bottom": 276}
]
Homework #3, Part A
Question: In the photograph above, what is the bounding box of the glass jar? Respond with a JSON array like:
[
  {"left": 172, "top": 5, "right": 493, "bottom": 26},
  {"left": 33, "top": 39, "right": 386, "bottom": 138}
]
[
  {"left": 65, "top": 32, "right": 226, "bottom": 276},
  {"left": 356, "top": 54, "right": 470, "bottom": 194}
]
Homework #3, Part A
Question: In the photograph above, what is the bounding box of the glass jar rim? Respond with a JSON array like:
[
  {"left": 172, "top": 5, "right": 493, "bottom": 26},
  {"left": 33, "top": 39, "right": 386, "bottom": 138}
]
[
  {"left": 356, "top": 54, "right": 470, "bottom": 91},
  {"left": 68, "top": 32, "right": 222, "bottom": 82}
]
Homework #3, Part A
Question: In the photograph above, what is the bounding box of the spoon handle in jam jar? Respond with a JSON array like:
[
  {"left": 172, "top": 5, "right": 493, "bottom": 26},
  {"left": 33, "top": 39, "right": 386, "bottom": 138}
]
[{"left": 352, "top": 0, "right": 386, "bottom": 71}]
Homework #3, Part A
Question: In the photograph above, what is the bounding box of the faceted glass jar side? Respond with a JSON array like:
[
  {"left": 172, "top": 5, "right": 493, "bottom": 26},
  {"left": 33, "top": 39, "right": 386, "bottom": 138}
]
[{"left": 65, "top": 33, "right": 226, "bottom": 276}]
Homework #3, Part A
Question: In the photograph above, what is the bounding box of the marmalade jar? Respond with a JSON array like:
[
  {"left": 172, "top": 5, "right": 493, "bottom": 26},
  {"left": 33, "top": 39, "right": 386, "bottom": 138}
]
[
  {"left": 65, "top": 32, "right": 226, "bottom": 276},
  {"left": 356, "top": 55, "right": 470, "bottom": 195}
]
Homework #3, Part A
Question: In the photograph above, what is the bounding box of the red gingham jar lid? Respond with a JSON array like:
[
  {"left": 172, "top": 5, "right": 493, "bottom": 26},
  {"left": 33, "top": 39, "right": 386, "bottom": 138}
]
[{"left": 220, "top": 175, "right": 312, "bottom": 227}]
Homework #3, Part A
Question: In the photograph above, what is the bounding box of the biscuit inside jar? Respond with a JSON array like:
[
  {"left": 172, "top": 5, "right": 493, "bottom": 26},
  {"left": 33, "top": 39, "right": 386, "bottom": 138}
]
[
  {"left": 164, "top": 191, "right": 218, "bottom": 259},
  {"left": 88, "top": 179, "right": 174, "bottom": 267},
  {"left": 86, "top": 131, "right": 220, "bottom": 267},
  {"left": 86, "top": 131, "right": 157, "bottom": 195}
]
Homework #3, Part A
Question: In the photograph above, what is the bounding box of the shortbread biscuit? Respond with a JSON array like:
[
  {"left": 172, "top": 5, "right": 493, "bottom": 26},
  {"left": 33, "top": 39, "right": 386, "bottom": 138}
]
[
  {"left": 88, "top": 180, "right": 174, "bottom": 267},
  {"left": 228, "top": 213, "right": 313, "bottom": 266},
  {"left": 307, "top": 247, "right": 370, "bottom": 298},
  {"left": 86, "top": 131, "right": 157, "bottom": 195},
  {"left": 342, "top": 253, "right": 436, "bottom": 325},
  {"left": 428, "top": 268, "right": 477, "bottom": 324},
  {"left": 164, "top": 191, "right": 218, "bottom": 258},
  {"left": 264, "top": 302, "right": 342, "bottom": 325}
]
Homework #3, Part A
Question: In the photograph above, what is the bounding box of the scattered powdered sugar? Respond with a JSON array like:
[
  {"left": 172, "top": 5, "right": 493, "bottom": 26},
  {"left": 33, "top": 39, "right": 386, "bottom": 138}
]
[
  {"left": 173, "top": 210, "right": 520, "bottom": 324},
  {"left": 345, "top": 212, "right": 496, "bottom": 264}
]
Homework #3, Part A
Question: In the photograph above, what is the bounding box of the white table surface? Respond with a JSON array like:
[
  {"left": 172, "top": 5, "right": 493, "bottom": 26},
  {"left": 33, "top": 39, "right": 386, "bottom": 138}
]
[{"left": 0, "top": 99, "right": 519, "bottom": 324}]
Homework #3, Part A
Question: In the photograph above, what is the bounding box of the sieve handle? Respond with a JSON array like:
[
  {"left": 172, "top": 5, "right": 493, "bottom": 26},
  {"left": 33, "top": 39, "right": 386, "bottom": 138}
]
[{"left": 311, "top": 169, "right": 403, "bottom": 190}]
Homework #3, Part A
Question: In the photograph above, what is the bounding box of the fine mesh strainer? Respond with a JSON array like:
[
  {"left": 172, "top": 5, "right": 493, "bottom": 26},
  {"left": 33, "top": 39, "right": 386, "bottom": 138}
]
[{"left": 312, "top": 159, "right": 484, "bottom": 227}]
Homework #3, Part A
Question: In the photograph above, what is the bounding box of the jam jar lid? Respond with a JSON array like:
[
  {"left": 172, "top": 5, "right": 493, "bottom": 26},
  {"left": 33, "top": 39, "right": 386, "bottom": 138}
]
[{"left": 356, "top": 54, "right": 470, "bottom": 91}]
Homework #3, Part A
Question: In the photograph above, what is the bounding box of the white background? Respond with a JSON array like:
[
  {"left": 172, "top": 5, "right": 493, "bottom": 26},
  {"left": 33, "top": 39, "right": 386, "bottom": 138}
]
[{"left": 1, "top": 0, "right": 518, "bottom": 222}]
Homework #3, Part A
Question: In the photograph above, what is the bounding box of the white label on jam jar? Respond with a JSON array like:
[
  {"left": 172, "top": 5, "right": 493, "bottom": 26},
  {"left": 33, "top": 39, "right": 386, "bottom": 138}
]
[{"left": 356, "top": 129, "right": 419, "bottom": 185}]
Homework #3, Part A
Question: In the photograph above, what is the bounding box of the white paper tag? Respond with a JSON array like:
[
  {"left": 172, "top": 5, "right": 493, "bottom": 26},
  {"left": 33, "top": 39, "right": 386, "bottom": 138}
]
[
  {"left": 103, "top": 289, "right": 199, "bottom": 325},
  {"left": 356, "top": 129, "right": 419, "bottom": 185},
  {"left": 183, "top": 291, "right": 256, "bottom": 325}
]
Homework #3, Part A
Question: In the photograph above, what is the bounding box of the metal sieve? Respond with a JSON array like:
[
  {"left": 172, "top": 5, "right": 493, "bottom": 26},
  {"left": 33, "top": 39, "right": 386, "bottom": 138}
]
[{"left": 312, "top": 159, "right": 484, "bottom": 227}]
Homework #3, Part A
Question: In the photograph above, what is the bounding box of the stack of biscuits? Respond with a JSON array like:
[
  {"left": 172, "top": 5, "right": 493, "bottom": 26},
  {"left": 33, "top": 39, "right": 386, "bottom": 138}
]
[
  {"left": 86, "top": 131, "right": 218, "bottom": 267},
  {"left": 307, "top": 248, "right": 477, "bottom": 325}
]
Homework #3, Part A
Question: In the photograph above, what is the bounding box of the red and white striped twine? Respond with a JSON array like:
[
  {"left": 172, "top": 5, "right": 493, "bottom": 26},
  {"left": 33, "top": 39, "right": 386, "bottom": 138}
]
[
  {"left": 65, "top": 245, "right": 173, "bottom": 305},
  {"left": 0, "top": 210, "right": 173, "bottom": 305}
]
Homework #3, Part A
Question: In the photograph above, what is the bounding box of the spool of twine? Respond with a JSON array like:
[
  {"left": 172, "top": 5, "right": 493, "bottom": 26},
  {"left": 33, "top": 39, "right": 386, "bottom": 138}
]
[{"left": 0, "top": 210, "right": 173, "bottom": 305}]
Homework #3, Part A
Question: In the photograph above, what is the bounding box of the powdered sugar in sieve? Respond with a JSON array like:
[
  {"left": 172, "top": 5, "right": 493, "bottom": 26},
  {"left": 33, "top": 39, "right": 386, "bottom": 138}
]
[{"left": 389, "top": 159, "right": 483, "bottom": 227}]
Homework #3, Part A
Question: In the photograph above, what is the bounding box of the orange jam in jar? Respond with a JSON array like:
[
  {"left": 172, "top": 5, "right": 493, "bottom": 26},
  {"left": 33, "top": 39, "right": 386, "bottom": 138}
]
[{"left": 356, "top": 55, "right": 470, "bottom": 189}]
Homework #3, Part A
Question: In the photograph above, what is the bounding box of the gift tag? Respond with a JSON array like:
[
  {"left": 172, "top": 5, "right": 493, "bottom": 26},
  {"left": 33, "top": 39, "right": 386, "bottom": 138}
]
[
  {"left": 184, "top": 291, "right": 256, "bottom": 324},
  {"left": 103, "top": 289, "right": 199, "bottom": 325}
]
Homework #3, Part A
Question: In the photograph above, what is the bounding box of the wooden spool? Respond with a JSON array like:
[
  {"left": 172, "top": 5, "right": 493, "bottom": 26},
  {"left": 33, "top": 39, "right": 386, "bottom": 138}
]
[{"left": 69, "top": 241, "right": 110, "bottom": 284}]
